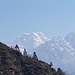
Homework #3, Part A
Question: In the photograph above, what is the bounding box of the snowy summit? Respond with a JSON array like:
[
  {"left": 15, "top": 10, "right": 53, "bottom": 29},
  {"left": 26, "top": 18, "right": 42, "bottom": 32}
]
[{"left": 10, "top": 32, "right": 75, "bottom": 74}]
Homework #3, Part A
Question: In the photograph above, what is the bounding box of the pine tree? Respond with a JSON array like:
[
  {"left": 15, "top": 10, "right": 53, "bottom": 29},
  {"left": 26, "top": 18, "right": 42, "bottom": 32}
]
[
  {"left": 57, "top": 68, "right": 66, "bottom": 75},
  {"left": 33, "top": 52, "right": 38, "bottom": 60},
  {"left": 23, "top": 48, "right": 27, "bottom": 56},
  {"left": 50, "top": 62, "right": 53, "bottom": 67},
  {"left": 15, "top": 44, "right": 20, "bottom": 51}
]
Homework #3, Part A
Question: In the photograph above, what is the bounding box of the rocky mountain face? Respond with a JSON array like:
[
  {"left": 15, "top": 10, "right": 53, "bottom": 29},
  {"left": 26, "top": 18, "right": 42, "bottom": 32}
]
[
  {"left": 65, "top": 32, "right": 75, "bottom": 49},
  {"left": 10, "top": 32, "right": 47, "bottom": 53},
  {"left": 0, "top": 42, "right": 66, "bottom": 75},
  {"left": 35, "top": 36, "right": 75, "bottom": 74},
  {"left": 10, "top": 32, "right": 75, "bottom": 74}
]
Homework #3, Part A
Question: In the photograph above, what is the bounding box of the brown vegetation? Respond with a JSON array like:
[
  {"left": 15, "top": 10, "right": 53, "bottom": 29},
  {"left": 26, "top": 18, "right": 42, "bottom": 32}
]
[{"left": 0, "top": 42, "right": 66, "bottom": 75}]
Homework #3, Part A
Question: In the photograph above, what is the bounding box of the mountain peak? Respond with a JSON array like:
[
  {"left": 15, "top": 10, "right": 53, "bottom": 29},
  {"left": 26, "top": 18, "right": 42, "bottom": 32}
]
[
  {"left": 22, "top": 32, "right": 47, "bottom": 39},
  {"left": 10, "top": 32, "right": 48, "bottom": 53},
  {"left": 65, "top": 32, "right": 75, "bottom": 38},
  {"left": 65, "top": 32, "right": 75, "bottom": 49},
  {"left": 9, "top": 32, "right": 75, "bottom": 74},
  {"left": 68, "top": 32, "right": 75, "bottom": 35}
]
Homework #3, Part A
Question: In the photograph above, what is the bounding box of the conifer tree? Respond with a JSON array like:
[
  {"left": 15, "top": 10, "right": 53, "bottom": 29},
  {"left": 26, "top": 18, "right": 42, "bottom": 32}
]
[
  {"left": 50, "top": 62, "right": 53, "bottom": 67},
  {"left": 57, "top": 68, "right": 65, "bottom": 75},
  {"left": 15, "top": 44, "right": 20, "bottom": 51},
  {"left": 33, "top": 52, "right": 38, "bottom": 60},
  {"left": 23, "top": 48, "right": 27, "bottom": 56}
]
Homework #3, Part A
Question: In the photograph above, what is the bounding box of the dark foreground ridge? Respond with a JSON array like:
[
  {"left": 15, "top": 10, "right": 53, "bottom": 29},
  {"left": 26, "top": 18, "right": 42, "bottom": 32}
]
[{"left": 0, "top": 42, "right": 66, "bottom": 75}]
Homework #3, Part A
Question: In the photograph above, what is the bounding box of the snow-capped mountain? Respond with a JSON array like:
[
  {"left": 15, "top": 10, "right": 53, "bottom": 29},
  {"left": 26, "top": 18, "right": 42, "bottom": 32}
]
[
  {"left": 65, "top": 32, "right": 75, "bottom": 49},
  {"left": 35, "top": 36, "right": 75, "bottom": 73},
  {"left": 10, "top": 32, "right": 48, "bottom": 53},
  {"left": 10, "top": 32, "right": 75, "bottom": 74}
]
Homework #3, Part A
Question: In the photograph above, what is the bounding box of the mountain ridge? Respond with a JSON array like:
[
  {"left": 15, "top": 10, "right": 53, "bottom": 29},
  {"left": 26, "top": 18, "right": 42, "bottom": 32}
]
[
  {"left": 10, "top": 32, "right": 48, "bottom": 53},
  {"left": 0, "top": 42, "right": 66, "bottom": 75},
  {"left": 9, "top": 32, "right": 75, "bottom": 74}
]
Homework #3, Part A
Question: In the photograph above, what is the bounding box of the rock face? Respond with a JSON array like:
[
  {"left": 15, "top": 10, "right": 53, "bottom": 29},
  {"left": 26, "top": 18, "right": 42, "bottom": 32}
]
[
  {"left": 10, "top": 32, "right": 48, "bottom": 53},
  {"left": 9, "top": 32, "right": 75, "bottom": 74},
  {"left": 0, "top": 42, "right": 65, "bottom": 75},
  {"left": 65, "top": 32, "right": 75, "bottom": 49},
  {"left": 35, "top": 37, "right": 75, "bottom": 73}
]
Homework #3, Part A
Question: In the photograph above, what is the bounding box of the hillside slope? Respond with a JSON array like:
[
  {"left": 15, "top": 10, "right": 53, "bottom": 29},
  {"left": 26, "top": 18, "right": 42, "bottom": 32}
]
[{"left": 0, "top": 42, "right": 66, "bottom": 75}]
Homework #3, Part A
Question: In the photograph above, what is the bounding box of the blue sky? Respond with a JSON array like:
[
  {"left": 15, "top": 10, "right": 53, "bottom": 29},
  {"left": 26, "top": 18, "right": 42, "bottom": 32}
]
[{"left": 0, "top": 0, "right": 75, "bottom": 42}]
